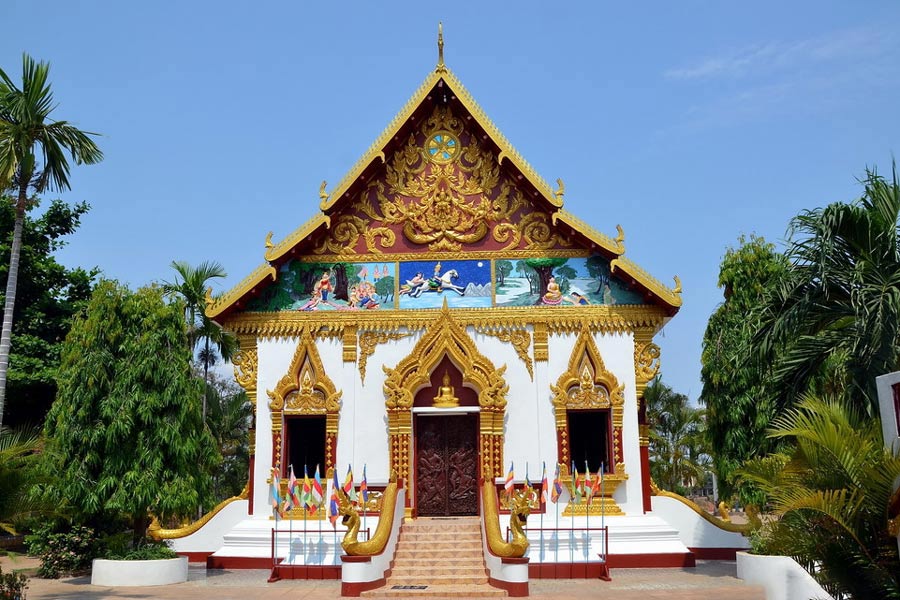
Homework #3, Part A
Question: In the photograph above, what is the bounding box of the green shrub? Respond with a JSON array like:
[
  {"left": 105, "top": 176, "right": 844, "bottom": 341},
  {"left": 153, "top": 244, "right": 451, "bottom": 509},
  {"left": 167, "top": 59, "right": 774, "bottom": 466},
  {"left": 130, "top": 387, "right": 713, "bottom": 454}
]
[
  {"left": 105, "top": 542, "right": 178, "bottom": 561},
  {"left": 0, "top": 564, "right": 27, "bottom": 599},
  {"left": 24, "top": 524, "right": 97, "bottom": 579}
]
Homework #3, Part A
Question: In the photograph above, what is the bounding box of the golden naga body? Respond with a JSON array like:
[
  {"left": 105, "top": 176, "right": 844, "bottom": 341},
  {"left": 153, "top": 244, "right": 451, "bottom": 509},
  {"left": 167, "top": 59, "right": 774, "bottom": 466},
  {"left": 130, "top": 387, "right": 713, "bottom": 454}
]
[
  {"left": 482, "top": 479, "right": 531, "bottom": 558},
  {"left": 338, "top": 472, "right": 400, "bottom": 556}
]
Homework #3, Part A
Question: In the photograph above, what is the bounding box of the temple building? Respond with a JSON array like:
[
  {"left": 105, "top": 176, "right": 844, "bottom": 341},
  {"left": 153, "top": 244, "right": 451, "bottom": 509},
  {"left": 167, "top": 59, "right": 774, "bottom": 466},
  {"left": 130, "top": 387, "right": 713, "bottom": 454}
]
[{"left": 154, "top": 29, "right": 748, "bottom": 596}]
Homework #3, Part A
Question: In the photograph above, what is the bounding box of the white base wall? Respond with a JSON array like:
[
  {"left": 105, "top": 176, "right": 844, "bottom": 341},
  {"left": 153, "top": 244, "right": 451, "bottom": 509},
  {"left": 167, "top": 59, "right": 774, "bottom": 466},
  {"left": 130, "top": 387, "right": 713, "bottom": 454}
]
[
  {"left": 736, "top": 552, "right": 833, "bottom": 600},
  {"left": 651, "top": 496, "right": 750, "bottom": 550},
  {"left": 168, "top": 500, "right": 249, "bottom": 555}
]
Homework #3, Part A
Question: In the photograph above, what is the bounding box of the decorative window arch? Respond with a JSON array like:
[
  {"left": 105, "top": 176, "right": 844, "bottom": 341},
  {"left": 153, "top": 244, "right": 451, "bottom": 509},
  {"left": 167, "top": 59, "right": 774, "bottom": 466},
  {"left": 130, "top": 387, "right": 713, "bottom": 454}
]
[
  {"left": 551, "top": 326, "right": 625, "bottom": 475},
  {"left": 267, "top": 329, "right": 342, "bottom": 477}
]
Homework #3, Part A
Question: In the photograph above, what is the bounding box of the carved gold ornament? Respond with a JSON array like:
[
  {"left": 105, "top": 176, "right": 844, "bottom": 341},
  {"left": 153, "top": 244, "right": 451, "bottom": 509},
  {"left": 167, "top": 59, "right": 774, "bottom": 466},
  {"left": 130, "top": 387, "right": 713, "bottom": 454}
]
[
  {"left": 634, "top": 341, "right": 661, "bottom": 382},
  {"left": 383, "top": 302, "right": 508, "bottom": 480},
  {"left": 475, "top": 325, "right": 533, "bottom": 380},
  {"left": 358, "top": 330, "right": 411, "bottom": 383}
]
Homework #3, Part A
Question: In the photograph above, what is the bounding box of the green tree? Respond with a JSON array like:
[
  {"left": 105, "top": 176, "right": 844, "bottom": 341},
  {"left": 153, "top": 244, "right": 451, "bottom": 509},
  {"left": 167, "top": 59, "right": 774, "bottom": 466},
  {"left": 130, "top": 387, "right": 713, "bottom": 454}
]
[
  {"left": 585, "top": 255, "right": 611, "bottom": 293},
  {"left": 203, "top": 371, "right": 251, "bottom": 504},
  {"left": 758, "top": 165, "right": 900, "bottom": 417},
  {"left": 524, "top": 257, "right": 567, "bottom": 300},
  {"left": 700, "top": 235, "right": 788, "bottom": 500},
  {"left": 44, "top": 281, "right": 217, "bottom": 543},
  {"left": 495, "top": 260, "right": 513, "bottom": 287},
  {"left": 0, "top": 54, "right": 103, "bottom": 430},
  {"left": 0, "top": 425, "right": 41, "bottom": 534},
  {"left": 163, "top": 260, "right": 236, "bottom": 419},
  {"left": 375, "top": 275, "right": 394, "bottom": 303},
  {"left": 739, "top": 395, "right": 900, "bottom": 598},
  {"left": 645, "top": 378, "right": 710, "bottom": 495},
  {"left": 0, "top": 197, "right": 95, "bottom": 426}
]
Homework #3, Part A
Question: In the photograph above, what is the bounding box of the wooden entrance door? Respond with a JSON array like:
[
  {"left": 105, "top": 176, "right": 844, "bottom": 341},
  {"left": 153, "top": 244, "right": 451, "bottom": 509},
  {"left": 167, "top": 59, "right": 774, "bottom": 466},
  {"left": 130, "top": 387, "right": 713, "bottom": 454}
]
[{"left": 415, "top": 414, "right": 479, "bottom": 516}]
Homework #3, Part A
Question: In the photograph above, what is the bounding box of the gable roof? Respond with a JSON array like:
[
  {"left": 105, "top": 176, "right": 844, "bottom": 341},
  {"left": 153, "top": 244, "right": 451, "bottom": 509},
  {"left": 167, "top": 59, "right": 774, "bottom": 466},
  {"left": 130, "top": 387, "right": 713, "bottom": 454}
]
[{"left": 208, "top": 62, "right": 682, "bottom": 320}]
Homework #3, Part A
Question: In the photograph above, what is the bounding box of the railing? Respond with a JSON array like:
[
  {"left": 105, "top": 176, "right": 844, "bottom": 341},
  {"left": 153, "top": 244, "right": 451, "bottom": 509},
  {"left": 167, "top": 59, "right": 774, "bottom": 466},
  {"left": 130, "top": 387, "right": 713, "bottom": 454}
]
[{"left": 270, "top": 527, "right": 371, "bottom": 568}]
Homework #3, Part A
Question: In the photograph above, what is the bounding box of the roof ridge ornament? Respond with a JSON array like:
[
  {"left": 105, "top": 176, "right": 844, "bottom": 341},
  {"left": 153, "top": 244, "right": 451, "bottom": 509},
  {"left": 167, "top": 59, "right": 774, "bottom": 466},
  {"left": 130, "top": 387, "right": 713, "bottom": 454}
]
[{"left": 436, "top": 22, "right": 447, "bottom": 73}]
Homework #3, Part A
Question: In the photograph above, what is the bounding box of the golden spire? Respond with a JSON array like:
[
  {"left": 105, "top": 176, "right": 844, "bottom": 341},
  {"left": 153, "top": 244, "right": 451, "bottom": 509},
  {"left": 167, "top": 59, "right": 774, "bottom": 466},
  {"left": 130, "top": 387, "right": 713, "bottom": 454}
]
[{"left": 436, "top": 22, "right": 446, "bottom": 72}]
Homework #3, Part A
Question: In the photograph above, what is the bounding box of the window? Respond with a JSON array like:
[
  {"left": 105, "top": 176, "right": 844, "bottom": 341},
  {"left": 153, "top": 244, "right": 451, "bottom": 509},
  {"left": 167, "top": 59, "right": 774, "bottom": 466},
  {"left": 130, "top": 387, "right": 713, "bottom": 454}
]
[
  {"left": 284, "top": 415, "right": 326, "bottom": 478},
  {"left": 567, "top": 410, "right": 611, "bottom": 474}
]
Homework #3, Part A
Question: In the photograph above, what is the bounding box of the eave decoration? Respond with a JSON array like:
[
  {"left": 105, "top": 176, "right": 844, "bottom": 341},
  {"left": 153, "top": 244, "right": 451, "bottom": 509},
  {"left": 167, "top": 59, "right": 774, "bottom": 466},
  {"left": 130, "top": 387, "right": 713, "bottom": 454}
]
[
  {"left": 382, "top": 301, "right": 508, "bottom": 481},
  {"left": 552, "top": 325, "right": 627, "bottom": 515},
  {"left": 267, "top": 330, "right": 342, "bottom": 477}
]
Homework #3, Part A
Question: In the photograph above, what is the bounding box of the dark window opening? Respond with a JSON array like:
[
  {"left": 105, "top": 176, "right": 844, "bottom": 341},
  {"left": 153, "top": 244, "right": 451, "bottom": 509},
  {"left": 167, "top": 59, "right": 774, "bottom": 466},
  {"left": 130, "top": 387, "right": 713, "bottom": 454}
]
[
  {"left": 893, "top": 383, "right": 900, "bottom": 435},
  {"left": 284, "top": 415, "right": 326, "bottom": 478},
  {"left": 568, "top": 410, "right": 610, "bottom": 474}
]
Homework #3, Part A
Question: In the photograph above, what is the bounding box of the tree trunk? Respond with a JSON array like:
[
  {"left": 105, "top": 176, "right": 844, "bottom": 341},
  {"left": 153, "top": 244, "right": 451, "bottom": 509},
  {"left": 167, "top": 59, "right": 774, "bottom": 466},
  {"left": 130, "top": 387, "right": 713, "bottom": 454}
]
[
  {"left": 203, "top": 337, "right": 210, "bottom": 423},
  {"left": 333, "top": 265, "right": 349, "bottom": 301},
  {"left": 133, "top": 513, "right": 150, "bottom": 547},
  {"left": 0, "top": 181, "right": 29, "bottom": 430}
]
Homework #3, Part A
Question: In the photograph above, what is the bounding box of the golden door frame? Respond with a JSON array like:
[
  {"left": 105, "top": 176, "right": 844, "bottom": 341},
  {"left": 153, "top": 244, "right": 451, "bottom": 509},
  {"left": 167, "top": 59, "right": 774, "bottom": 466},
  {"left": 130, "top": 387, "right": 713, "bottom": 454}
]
[
  {"left": 267, "top": 329, "right": 342, "bottom": 478},
  {"left": 382, "top": 303, "right": 508, "bottom": 482}
]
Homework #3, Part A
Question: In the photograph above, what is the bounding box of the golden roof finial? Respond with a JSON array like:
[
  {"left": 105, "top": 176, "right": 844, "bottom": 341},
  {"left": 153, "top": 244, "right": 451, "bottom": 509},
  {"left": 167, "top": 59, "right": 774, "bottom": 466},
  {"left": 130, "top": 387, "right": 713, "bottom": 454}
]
[{"left": 436, "top": 22, "right": 446, "bottom": 72}]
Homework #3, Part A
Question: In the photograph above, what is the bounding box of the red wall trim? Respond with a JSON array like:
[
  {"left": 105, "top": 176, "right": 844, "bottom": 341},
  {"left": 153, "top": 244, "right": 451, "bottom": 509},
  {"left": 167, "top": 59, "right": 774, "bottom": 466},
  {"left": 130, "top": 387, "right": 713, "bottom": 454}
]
[
  {"left": 341, "top": 578, "right": 385, "bottom": 597},
  {"left": 639, "top": 445, "right": 652, "bottom": 513},
  {"left": 207, "top": 555, "right": 276, "bottom": 570},
  {"left": 688, "top": 547, "right": 743, "bottom": 560},
  {"left": 607, "top": 552, "right": 695, "bottom": 568},
  {"left": 178, "top": 551, "right": 212, "bottom": 563},
  {"left": 488, "top": 577, "right": 529, "bottom": 597}
]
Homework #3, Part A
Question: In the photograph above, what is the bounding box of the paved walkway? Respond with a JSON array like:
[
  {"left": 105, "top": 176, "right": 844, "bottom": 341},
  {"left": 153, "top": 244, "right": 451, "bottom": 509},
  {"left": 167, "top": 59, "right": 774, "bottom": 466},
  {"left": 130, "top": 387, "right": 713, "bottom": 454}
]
[{"left": 4, "top": 559, "right": 764, "bottom": 600}]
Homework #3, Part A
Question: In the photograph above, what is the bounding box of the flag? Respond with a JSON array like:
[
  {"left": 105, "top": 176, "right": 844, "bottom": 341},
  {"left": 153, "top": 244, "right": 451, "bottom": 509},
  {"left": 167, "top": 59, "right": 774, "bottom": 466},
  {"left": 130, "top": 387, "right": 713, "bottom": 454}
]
[
  {"left": 288, "top": 465, "right": 302, "bottom": 508},
  {"left": 360, "top": 464, "right": 369, "bottom": 506},
  {"left": 282, "top": 466, "right": 296, "bottom": 513},
  {"left": 329, "top": 468, "right": 341, "bottom": 527},
  {"left": 592, "top": 464, "right": 603, "bottom": 499},
  {"left": 584, "top": 461, "right": 593, "bottom": 505},
  {"left": 344, "top": 465, "right": 358, "bottom": 502},
  {"left": 504, "top": 462, "right": 515, "bottom": 499},
  {"left": 269, "top": 468, "right": 283, "bottom": 517},
  {"left": 540, "top": 462, "right": 549, "bottom": 505},
  {"left": 551, "top": 463, "right": 562, "bottom": 504},
  {"left": 312, "top": 464, "right": 324, "bottom": 510},
  {"left": 302, "top": 466, "right": 313, "bottom": 513},
  {"left": 572, "top": 462, "right": 582, "bottom": 503}
]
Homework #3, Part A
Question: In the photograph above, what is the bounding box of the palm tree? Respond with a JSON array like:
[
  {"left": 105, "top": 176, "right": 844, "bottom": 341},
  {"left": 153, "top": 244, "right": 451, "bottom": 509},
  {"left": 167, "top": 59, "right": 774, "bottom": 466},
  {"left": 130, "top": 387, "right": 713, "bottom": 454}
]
[
  {"left": 757, "top": 164, "right": 900, "bottom": 416},
  {"left": 738, "top": 395, "right": 900, "bottom": 598},
  {"left": 0, "top": 425, "right": 41, "bottom": 534},
  {"left": 163, "top": 260, "right": 236, "bottom": 420},
  {"left": 0, "top": 54, "right": 103, "bottom": 429},
  {"left": 645, "top": 378, "right": 710, "bottom": 494}
]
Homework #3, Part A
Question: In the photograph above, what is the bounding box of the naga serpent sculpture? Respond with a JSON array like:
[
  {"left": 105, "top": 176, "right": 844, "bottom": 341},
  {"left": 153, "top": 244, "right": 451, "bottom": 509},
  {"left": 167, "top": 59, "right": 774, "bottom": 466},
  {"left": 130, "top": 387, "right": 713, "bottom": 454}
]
[
  {"left": 337, "top": 470, "right": 399, "bottom": 556},
  {"left": 482, "top": 479, "right": 531, "bottom": 558}
]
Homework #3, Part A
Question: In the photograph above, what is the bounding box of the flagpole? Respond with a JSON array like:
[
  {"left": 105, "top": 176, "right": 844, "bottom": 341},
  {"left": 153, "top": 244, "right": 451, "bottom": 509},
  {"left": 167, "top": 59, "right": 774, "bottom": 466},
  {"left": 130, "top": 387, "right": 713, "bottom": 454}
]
[
  {"left": 288, "top": 464, "right": 294, "bottom": 565},
  {"left": 584, "top": 460, "right": 590, "bottom": 566},
  {"left": 540, "top": 462, "right": 545, "bottom": 561},
  {"left": 600, "top": 462, "right": 605, "bottom": 566},
  {"left": 570, "top": 461, "right": 575, "bottom": 564},
  {"left": 303, "top": 464, "right": 308, "bottom": 564}
]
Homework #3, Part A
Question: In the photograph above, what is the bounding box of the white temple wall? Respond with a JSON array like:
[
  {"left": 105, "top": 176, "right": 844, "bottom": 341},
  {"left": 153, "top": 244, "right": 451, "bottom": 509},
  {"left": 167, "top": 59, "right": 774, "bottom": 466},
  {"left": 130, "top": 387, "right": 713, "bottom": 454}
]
[{"left": 253, "top": 336, "right": 300, "bottom": 517}]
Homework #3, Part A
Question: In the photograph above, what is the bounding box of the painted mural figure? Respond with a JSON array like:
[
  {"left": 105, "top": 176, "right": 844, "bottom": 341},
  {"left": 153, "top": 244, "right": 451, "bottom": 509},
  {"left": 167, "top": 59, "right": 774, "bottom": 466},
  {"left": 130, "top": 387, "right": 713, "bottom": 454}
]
[
  {"left": 400, "top": 272, "right": 427, "bottom": 296},
  {"left": 564, "top": 289, "right": 591, "bottom": 306},
  {"left": 410, "top": 265, "right": 465, "bottom": 297},
  {"left": 542, "top": 276, "right": 563, "bottom": 305},
  {"left": 313, "top": 270, "right": 336, "bottom": 307}
]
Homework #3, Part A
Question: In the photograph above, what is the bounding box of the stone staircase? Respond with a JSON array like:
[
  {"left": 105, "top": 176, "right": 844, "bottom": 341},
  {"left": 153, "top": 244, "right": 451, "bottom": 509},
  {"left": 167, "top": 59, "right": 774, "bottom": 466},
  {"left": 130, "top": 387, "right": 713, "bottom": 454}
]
[{"left": 361, "top": 516, "right": 506, "bottom": 598}]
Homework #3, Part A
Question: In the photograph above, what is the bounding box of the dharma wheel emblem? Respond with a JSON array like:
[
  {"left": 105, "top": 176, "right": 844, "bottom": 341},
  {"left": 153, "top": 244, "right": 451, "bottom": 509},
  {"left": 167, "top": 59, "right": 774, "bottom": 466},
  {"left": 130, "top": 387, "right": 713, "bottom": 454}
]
[{"left": 426, "top": 131, "right": 459, "bottom": 164}]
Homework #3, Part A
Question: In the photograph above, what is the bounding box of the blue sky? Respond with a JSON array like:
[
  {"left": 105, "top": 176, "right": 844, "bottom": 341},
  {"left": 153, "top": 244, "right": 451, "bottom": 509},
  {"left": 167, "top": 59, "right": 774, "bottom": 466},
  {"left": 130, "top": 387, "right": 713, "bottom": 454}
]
[{"left": 3, "top": 1, "right": 899, "bottom": 402}]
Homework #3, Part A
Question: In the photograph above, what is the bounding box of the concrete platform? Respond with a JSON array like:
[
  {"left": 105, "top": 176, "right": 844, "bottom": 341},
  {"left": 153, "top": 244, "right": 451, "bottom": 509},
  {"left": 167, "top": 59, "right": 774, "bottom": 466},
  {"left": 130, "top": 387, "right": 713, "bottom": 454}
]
[{"left": 19, "top": 560, "right": 764, "bottom": 599}]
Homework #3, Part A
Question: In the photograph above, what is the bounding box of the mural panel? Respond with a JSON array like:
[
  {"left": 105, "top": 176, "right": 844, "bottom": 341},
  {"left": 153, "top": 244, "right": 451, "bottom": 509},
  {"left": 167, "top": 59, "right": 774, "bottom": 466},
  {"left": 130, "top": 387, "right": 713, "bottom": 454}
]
[
  {"left": 494, "top": 256, "right": 646, "bottom": 307},
  {"left": 398, "top": 260, "right": 492, "bottom": 309},
  {"left": 247, "top": 260, "right": 396, "bottom": 311}
]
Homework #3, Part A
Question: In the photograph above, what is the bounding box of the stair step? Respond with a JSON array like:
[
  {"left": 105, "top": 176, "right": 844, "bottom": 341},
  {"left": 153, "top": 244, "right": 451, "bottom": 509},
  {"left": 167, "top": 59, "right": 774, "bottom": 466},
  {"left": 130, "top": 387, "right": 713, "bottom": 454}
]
[
  {"left": 390, "top": 566, "right": 486, "bottom": 577},
  {"left": 395, "top": 549, "right": 480, "bottom": 559},
  {"left": 392, "top": 558, "right": 484, "bottom": 568},
  {"left": 387, "top": 575, "right": 490, "bottom": 586},
  {"left": 361, "top": 583, "right": 507, "bottom": 598}
]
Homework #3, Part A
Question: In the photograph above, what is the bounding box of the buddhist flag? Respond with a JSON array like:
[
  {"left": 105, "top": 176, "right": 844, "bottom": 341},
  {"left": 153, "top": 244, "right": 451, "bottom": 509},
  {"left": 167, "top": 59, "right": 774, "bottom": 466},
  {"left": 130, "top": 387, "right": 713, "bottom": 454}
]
[
  {"left": 269, "top": 468, "right": 283, "bottom": 518},
  {"left": 592, "top": 464, "right": 603, "bottom": 499},
  {"left": 329, "top": 469, "right": 341, "bottom": 527},
  {"left": 312, "top": 464, "right": 324, "bottom": 509},
  {"left": 504, "top": 462, "right": 515, "bottom": 499},
  {"left": 540, "top": 462, "right": 549, "bottom": 505},
  {"left": 344, "top": 465, "right": 358, "bottom": 502},
  {"left": 360, "top": 464, "right": 369, "bottom": 505},
  {"left": 551, "top": 463, "right": 562, "bottom": 504},
  {"left": 302, "top": 466, "right": 313, "bottom": 513},
  {"left": 572, "top": 462, "right": 582, "bottom": 503},
  {"left": 289, "top": 465, "right": 302, "bottom": 507}
]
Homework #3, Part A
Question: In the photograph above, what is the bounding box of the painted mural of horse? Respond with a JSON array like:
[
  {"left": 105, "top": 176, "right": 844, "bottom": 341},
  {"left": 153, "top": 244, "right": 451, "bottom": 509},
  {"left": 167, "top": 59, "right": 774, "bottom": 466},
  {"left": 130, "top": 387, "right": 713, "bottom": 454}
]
[{"left": 408, "top": 269, "right": 466, "bottom": 297}]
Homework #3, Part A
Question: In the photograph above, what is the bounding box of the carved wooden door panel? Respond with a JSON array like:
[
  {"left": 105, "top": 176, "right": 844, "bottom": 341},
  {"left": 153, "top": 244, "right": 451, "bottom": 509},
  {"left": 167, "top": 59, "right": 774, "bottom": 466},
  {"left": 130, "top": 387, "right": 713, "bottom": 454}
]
[{"left": 415, "top": 414, "right": 478, "bottom": 516}]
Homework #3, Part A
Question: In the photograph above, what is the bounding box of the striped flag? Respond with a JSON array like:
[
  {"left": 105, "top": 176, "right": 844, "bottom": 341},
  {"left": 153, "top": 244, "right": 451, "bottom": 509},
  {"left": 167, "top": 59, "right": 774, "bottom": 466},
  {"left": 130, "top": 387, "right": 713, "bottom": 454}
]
[
  {"left": 269, "top": 468, "right": 283, "bottom": 518},
  {"left": 572, "top": 462, "right": 582, "bottom": 503},
  {"left": 301, "top": 465, "right": 313, "bottom": 513},
  {"left": 288, "top": 465, "right": 302, "bottom": 508},
  {"left": 540, "top": 462, "right": 549, "bottom": 505},
  {"left": 329, "top": 468, "right": 341, "bottom": 527},
  {"left": 344, "top": 465, "right": 358, "bottom": 502},
  {"left": 551, "top": 463, "right": 562, "bottom": 504},
  {"left": 592, "top": 464, "right": 603, "bottom": 500},
  {"left": 504, "top": 462, "right": 515, "bottom": 499},
  {"left": 312, "top": 464, "right": 324, "bottom": 509},
  {"left": 360, "top": 464, "right": 369, "bottom": 506}
]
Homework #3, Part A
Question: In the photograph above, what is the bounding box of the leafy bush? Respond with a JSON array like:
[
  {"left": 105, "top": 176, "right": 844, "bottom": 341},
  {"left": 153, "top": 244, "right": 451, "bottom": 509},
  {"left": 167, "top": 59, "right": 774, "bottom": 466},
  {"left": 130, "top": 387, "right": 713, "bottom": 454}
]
[
  {"left": 105, "top": 542, "right": 178, "bottom": 561},
  {"left": 0, "top": 565, "right": 27, "bottom": 600},
  {"left": 24, "top": 524, "right": 97, "bottom": 579}
]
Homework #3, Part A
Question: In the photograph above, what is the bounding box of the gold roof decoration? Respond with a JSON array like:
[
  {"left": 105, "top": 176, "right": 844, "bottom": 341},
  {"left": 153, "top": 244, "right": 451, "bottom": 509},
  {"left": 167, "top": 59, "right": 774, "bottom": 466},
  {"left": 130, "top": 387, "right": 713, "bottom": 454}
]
[{"left": 208, "top": 31, "right": 683, "bottom": 320}]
